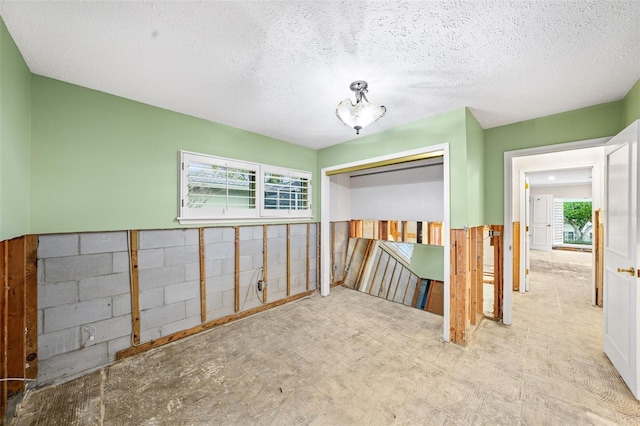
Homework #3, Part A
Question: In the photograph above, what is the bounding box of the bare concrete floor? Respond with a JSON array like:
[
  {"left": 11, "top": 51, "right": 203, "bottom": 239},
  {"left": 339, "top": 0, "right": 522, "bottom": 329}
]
[{"left": 12, "top": 249, "right": 640, "bottom": 425}]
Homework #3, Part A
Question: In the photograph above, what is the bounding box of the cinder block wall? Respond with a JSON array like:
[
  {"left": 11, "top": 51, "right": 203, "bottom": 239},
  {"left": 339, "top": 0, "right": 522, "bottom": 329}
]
[
  {"left": 138, "top": 229, "right": 201, "bottom": 341},
  {"left": 37, "top": 224, "right": 318, "bottom": 385},
  {"left": 38, "top": 232, "right": 132, "bottom": 385},
  {"left": 204, "top": 227, "right": 236, "bottom": 321}
]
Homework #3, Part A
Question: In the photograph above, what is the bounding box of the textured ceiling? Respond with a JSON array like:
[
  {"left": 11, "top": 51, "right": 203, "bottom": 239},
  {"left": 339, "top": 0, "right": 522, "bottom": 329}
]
[
  {"left": 528, "top": 167, "right": 592, "bottom": 187},
  {"left": 1, "top": 1, "right": 639, "bottom": 149}
]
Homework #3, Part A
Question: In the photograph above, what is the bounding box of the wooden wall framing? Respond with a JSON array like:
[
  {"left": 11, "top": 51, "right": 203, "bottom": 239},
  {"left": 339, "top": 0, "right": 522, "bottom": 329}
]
[
  {"left": 0, "top": 235, "right": 39, "bottom": 421},
  {"left": 119, "top": 223, "right": 320, "bottom": 360},
  {"left": 594, "top": 210, "right": 604, "bottom": 307},
  {"left": 512, "top": 222, "right": 520, "bottom": 292}
]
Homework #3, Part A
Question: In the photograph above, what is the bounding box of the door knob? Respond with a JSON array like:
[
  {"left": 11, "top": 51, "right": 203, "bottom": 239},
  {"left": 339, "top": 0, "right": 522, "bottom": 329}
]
[{"left": 617, "top": 267, "right": 635, "bottom": 276}]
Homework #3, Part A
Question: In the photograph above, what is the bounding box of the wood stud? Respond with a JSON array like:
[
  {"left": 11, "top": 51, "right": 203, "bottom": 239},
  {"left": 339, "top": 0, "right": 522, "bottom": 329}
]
[
  {"left": 234, "top": 227, "right": 240, "bottom": 313},
  {"left": 263, "top": 225, "right": 268, "bottom": 304},
  {"left": 7, "top": 237, "right": 26, "bottom": 393},
  {"left": 129, "top": 230, "right": 141, "bottom": 345},
  {"left": 512, "top": 222, "right": 520, "bottom": 292},
  {"left": 199, "top": 228, "right": 206, "bottom": 323},
  {"left": 1, "top": 240, "right": 7, "bottom": 418},
  {"left": 24, "top": 235, "right": 38, "bottom": 381}
]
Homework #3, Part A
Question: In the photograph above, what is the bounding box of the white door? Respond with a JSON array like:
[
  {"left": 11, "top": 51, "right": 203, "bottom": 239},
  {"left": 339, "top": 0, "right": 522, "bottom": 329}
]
[
  {"left": 530, "top": 194, "right": 553, "bottom": 251},
  {"left": 604, "top": 120, "right": 640, "bottom": 399}
]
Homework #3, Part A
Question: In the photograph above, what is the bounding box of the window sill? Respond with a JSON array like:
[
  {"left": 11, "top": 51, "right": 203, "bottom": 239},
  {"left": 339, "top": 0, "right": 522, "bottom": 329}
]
[{"left": 177, "top": 216, "right": 314, "bottom": 226}]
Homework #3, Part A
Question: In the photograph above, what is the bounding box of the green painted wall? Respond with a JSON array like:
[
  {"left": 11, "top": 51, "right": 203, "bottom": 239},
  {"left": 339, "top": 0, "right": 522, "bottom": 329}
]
[
  {"left": 30, "top": 76, "right": 317, "bottom": 234},
  {"left": 465, "top": 109, "right": 484, "bottom": 227},
  {"left": 623, "top": 79, "right": 640, "bottom": 126},
  {"left": 0, "top": 19, "right": 31, "bottom": 241},
  {"left": 410, "top": 244, "right": 444, "bottom": 281},
  {"left": 318, "top": 108, "right": 470, "bottom": 228},
  {"left": 483, "top": 100, "right": 624, "bottom": 224}
]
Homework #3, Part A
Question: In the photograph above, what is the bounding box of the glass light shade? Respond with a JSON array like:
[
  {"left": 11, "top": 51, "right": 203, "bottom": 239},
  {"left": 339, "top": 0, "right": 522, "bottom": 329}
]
[{"left": 336, "top": 99, "right": 386, "bottom": 135}]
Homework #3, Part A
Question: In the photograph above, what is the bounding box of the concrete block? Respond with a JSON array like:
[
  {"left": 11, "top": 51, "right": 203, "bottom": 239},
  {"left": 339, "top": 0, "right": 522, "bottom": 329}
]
[
  {"left": 185, "top": 298, "right": 201, "bottom": 319},
  {"left": 80, "top": 232, "right": 127, "bottom": 254},
  {"left": 107, "top": 336, "right": 131, "bottom": 361},
  {"left": 164, "top": 280, "right": 199, "bottom": 305},
  {"left": 252, "top": 254, "right": 263, "bottom": 269},
  {"left": 140, "top": 302, "right": 185, "bottom": 330},
  {"left": 112, "top": 293, "right": 132, "bottom": 317},
  {"left": 204, "top": 227, "right": 223, "bottom": 244},
  {"left": 222, "top": 227, "right": 235, "bottom": 242},
  {"left": 85, "top": 315, "right": 132, "bottom": 343},
  {"left": 79, "top": 272, "right": 129, "bottom": 301},
  {"left": 38, "top": 234, "right": 79, "bottom": 259},
  {"left": 161, "top": 316, "right": 201, "bottom": 337},
  {"left": 112, "top": 252, "right": 130, "bottom": 273},
  {"left": 44, "top": 254, "right": 113, "bottom": 283},
  {"left": 38, "top": 343, "right": 108, "bottom": 386},
  {"left": 37, "top": 259, "right": 45, "bottom": 286},
  {"left": 207, "top": 305, "right": 234, "bottom": 322},
  {"left": 222, "top": 289, "right": 235, "bottom": 308},
  {"left": 185, "top": 262, "right": 201, "bottom": 282},
  {"left": 38, "top": 310, "right": 43, "bottom": 336},
  {"left": 139, "top": 288, "right": 164, "bottom": 310},
  {"left": 164, "top": 245, "right": 199, "bottom": 266},
  {"left": 204, "top": 259, "right": 222, "bottom": 279},
  {"left": 207, "top": 273, "right": 234, "bottom": 292},
  {"left": 239, "top": 227, "right": 254, "bottom": 241},
  {"left": 138, "top": 248, "right": 164, "bottom": 270},
  {"left": 138, "top": 264, "right": 185, "bottom": 292},
  {"left": 43, "top": 298, "right": 112, "bottom": 333},
  {"left": 139, "top": 229, "right": 186, "bottom": 249},
  {"left": 206, "top": 242, "right": 234, "bottom": 261},
  {"left": 291, "top": 259, "right": 306, "bottom": 274},
  {"left": 39, "top": 327, "right": 81, "bottom": 361},
  {"left": 269, "top": 289, "right": 287, "bottom": 302},
  {"left": 39, "top": 280, "right": 78, "bottom": 309},
  {"left": 239, "top": 255, "right": 253, "bottom": 272},
  {"left": 240, "top": 239, "right": 263, "bottom": 256},
  {"left": 278, "top": 225, "right": 288, "bottom": 238},
  {"left": 268, "top": 263, "right": 286, "bottom": 281},
  {"left": 206, "top": 291, "right": 223, "bottom": 311},
  {"left": 140, "top": 327, "right": 162, "bottom": 343},
  {"left": 266, "top": 225, "right": 279, "bottom": 239},
  {"left": 252, "top": 226, "right": 263, "bottom": 240},
  {"left": 291, "top": 224, "right": 306, "bottom": 236},
  {"left": 239, "top": 270, "right": 258, "bottom": 290},
  {"left": 221, "top": 258, "right": 235, "bottom": 275},
  {"left": 184, "top": 229, "right": 199, "bottom": 246},
  {"left": 267, "top": 237, "right": 286, "bottom": 253}
]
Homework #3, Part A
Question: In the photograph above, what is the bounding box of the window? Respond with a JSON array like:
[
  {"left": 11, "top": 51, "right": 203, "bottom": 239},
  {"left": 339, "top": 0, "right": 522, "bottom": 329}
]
[
  {"left": 262, "top": 168, "right": 311, "bottom": 217},
  {"left": 179, "top": 151, "right": 312, "bottom": 223}
]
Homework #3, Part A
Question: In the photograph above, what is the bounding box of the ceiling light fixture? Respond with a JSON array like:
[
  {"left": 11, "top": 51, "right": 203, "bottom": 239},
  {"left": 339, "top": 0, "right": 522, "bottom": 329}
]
[{"left": 336, "top": 80, "right": 386, "bottom": 135}]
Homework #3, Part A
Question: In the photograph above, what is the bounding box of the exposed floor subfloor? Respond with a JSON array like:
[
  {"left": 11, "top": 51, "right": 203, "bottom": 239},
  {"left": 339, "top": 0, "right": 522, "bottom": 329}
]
[{"left": 12, "top": 249, "right": 640, "bottom": 425}]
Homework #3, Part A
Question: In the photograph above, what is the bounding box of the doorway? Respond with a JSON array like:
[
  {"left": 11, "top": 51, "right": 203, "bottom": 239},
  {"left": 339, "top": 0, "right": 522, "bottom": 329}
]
[{"left": 320, "top": 145, "right": 451, "bottom": 343}]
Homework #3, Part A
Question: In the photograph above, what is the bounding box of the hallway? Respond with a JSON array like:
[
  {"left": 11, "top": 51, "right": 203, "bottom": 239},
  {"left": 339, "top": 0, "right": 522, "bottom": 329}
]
[{"left": 11, "top": 250, "right": 640, "bottom": 425}]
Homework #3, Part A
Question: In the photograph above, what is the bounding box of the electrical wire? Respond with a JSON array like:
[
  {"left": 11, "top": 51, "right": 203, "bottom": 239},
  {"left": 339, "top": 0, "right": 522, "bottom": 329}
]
[
  {"left": 239, "top": 266, "right": 265, "bottom": 312},
  {"left": 0, "top": 378, "right": 36, "bottom": 382}
]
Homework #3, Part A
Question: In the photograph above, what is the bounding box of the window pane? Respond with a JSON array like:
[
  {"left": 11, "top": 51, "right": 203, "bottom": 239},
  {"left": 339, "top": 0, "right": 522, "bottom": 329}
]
[
  {"left": 187, "top": 161, "right": 256, "bottom": 209},
  {"left": 264, "top": 172, "right": 310, "bottom": 211}
]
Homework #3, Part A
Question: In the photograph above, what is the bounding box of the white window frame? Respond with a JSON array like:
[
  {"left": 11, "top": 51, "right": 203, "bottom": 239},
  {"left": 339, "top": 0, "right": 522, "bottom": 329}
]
[
  {"left": 261, "top": 165, "right": 312, "bottom": 218},
  {"left": 178, "top": 151, "right": 312, "bottom": 224}
]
